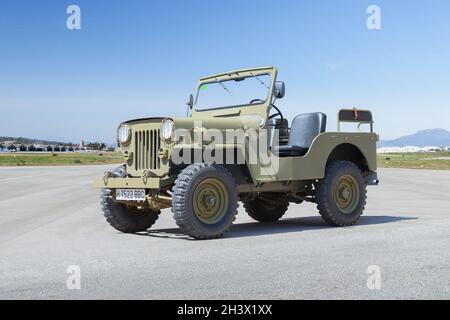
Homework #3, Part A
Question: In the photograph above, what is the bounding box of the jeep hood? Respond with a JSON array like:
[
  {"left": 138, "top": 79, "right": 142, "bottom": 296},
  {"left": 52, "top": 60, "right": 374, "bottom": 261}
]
[
  {"left": 123, "top": 115, "right": 263, "bottom": 130},
  {"left": 172, "top": 115, "right": 263, "bottom": 130},
  {"left": 122, "top": 117, "right": 166, "bottom": 125}
]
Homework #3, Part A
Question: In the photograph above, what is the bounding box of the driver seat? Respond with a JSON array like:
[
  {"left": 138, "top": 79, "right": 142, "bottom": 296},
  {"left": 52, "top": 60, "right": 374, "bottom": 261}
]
[{"left": 275, "top": 112, "right": 327, "bottom": 157}]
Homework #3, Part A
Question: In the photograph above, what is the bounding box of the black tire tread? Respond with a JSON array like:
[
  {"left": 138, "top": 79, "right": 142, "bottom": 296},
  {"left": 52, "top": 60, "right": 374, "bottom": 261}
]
[
  {"left": 243, "top": 197, "right": 289, "bottom": 222},
  {"left": 172, "top": 163, "right": 238, "bottom": 240},
  {"left": 316, "top": 160, "right": 367, "bottom": 226},
  {"left": 100, "top": 166, "right": 160, "bottom": 233}
]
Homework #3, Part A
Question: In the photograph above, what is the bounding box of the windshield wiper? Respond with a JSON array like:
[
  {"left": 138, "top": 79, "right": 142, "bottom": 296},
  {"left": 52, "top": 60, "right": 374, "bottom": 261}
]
[
  {"left": 215, "top": 77, "right": 230, "bottom": 93},
  {"left": 249, "top": 72, "right": 270, "bottom": 90}
]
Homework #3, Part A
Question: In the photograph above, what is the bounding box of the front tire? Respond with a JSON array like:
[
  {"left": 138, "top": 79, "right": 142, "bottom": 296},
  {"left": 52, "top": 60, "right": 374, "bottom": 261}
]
[
  {"left": 172, "top": 163, "right": 238, "bottom": 240},
  {"left": 316, "top": 161, "right": 367, "bottom": 226},
  {"left": 100, "top": 166, "right": 160, "bottom": 233}
]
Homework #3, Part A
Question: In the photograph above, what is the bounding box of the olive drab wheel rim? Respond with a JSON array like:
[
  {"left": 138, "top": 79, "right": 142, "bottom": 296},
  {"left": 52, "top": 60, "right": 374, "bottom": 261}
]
[
  {"left": 333, "top": 174, "right": 360, "bottom": 214},
  {"left": 192, "top": 178, "right": 229, "bottom": 224}
]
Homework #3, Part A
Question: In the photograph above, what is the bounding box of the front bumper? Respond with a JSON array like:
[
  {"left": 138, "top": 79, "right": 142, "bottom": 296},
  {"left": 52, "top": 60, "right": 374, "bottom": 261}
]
[{"left": 94, "top": 177, "right": 160, "bottom": 189}]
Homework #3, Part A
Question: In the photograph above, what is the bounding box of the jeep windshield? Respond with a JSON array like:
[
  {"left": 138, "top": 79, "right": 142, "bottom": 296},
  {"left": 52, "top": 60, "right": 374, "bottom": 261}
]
[{"left": 195, "top": 74, "right": 272, "bottom": 111}]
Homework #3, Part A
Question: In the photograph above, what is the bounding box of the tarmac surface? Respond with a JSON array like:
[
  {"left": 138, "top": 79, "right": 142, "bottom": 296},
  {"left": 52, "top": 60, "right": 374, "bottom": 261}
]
[{"left": 0, "top": 165, "right": 449, "bottom": 299}]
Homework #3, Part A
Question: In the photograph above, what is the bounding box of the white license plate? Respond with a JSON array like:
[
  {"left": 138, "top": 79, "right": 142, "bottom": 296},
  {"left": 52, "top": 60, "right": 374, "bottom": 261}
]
[{"left": 116, "top": 189, "right": 146, "bottom": 201}]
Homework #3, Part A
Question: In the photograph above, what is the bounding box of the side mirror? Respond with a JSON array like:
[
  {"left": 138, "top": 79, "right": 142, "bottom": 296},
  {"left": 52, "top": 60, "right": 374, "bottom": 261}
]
[
  {"left": 274, "top": 81, "right": 285, "bottom": 99},
  {"left": 186, "top": 94, "right": 194, "bottom": 109}
]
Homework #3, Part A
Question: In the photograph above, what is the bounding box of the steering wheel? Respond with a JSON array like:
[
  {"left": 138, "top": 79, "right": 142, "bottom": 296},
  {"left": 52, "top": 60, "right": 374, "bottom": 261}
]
[
  {"left": 249, "top": 98, "right": 264, "bottom": 104},
  {"left": 268, "top": 104, "right": 284, "bottom": 125}
]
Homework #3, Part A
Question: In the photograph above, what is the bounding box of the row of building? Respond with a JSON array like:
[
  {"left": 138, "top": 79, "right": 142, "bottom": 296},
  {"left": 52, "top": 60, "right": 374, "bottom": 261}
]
[
  {"left": 3, "top": 143, "right": 448, "bottom": 154},
  {"left": 0, "top": 144, "right": 92, "bottom": 152},
  {"left": 377, "top": 146, "right": 450, "bottom": 153}
]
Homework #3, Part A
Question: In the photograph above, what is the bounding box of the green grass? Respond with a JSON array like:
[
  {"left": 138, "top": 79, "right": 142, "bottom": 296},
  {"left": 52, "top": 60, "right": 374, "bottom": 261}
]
[
  {"left": 377, "top": 151, "right": 450, "bottom": 170},
  {"left": 0, "top": 152, "right": 123, "bottom": 166},
  {"left": 2, "top": 151, "right": 449, "bottom": 170}
]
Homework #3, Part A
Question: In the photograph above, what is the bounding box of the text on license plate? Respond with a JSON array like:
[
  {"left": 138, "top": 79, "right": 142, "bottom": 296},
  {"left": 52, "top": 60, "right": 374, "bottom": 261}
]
[{"left": 116, "top": 189, "right": 146, "bottom": 201}]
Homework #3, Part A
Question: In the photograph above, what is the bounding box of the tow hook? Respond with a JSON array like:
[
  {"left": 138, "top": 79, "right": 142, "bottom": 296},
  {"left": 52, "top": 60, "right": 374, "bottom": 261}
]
[
  {"left": 142, "top": 170, "right": 156, "bottom": 184},
  {"left": 103, "top": 171, "right": 114, "bottom": 185}
]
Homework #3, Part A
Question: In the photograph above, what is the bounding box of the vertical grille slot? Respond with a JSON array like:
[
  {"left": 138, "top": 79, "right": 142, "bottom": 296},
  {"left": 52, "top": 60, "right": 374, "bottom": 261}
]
[
  {"left": 134, "top": 131, "right": 139, "bottom": 170},
  {"left": 134, "top": 129, "right": 161, "bottom": 171}
]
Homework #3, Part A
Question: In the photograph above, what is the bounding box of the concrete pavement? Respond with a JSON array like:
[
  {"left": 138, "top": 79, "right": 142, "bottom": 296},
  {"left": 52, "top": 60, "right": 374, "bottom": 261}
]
[{"left": 0, "top": 165, "right": 449, "bottom": 299}]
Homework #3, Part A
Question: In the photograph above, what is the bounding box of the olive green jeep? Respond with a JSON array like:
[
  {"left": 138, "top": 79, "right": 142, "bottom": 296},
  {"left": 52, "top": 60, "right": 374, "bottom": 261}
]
[{"left": 94, "top": 66, "right": 379, "bottom": 239}]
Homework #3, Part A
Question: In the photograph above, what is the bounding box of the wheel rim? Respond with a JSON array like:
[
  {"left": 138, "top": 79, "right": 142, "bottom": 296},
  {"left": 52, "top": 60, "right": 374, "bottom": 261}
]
[
  {"left": 333, "top": 174, "right": 360, "bottom": 214},
  {"left": 193, "top": 178, "right": 229, "bottom": 224}
]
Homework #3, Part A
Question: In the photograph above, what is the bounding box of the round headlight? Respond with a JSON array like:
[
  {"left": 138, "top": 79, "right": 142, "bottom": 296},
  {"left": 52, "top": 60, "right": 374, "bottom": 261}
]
[
  {"left": 117, "top": 125, "right": 131, "bottom": 145},
  {"left": 161, "top": 120, "right": 175, "bottom": 142}
]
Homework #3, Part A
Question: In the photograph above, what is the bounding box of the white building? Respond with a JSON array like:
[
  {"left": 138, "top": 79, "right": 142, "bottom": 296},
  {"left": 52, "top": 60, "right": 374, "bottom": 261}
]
[
  {"left": 377, "top": 146, "right": 421, "bottom": 153},
  {"left": 377, "top": 146, "right": 444, "bottom": 153}
]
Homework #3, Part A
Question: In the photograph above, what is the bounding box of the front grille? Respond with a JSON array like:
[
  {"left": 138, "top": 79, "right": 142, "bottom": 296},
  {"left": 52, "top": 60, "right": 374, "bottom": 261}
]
[{"left": 134, "top": 129, "right": 161, "bottom": 170}]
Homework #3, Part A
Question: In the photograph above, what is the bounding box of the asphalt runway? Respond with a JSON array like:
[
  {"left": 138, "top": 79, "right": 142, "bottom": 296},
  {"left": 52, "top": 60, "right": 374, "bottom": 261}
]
[{"left": 0, "top": 165, "right": 449, "bottom": 299}]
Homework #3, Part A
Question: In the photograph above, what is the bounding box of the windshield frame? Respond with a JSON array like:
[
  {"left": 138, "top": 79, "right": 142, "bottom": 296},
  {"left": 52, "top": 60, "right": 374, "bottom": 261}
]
[{"left": 193, "top": 71, "right": 274, "bottom": 112}]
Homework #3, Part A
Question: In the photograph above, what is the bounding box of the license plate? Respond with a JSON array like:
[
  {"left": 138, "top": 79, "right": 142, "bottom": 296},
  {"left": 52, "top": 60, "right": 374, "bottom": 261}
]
[{"left": 116, "top": 189, "right": 146, "bottom": 201}]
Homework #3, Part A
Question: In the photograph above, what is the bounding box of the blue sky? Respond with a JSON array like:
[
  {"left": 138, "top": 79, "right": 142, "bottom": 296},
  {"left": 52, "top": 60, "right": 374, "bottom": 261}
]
[{"left": 1, "top": 0, "right": 449, "bottom": 143}]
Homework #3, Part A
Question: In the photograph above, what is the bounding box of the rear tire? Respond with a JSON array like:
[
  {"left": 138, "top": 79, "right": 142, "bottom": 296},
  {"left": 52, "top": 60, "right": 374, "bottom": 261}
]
[
  {"left": 100, "top": 166, "right": 160, "bottom": 233},
  {"left": 244, "top": 194, "right": 289, "bottom": 222},
  {"left": 316, "top": 161, "right": 366, "bottom": 226}
]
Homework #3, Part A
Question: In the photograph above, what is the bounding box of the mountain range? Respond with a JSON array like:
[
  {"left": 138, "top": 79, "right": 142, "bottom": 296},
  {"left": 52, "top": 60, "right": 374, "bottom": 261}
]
[{"left": 378, "top": 129, "right": 450, "bottom": 148}]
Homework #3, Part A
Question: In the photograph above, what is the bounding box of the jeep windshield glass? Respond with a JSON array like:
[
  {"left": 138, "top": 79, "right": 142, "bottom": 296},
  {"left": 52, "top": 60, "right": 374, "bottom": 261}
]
[{"left": 195, "top": 74, "right": 272, "bottom": 111}]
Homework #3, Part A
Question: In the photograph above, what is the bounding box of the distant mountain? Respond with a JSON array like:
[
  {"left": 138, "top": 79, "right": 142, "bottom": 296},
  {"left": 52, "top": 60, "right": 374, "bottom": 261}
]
[{"left": 378, "top": 129, "right": 450, "bottom": 148}]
